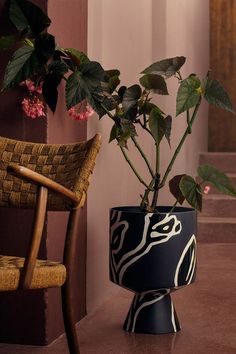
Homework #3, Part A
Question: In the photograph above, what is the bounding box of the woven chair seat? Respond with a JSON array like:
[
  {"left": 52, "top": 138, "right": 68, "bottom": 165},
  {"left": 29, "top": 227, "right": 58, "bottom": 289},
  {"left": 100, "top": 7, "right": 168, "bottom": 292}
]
[{"left": 0, "top": 255, "right": 66, "bottom": 291}]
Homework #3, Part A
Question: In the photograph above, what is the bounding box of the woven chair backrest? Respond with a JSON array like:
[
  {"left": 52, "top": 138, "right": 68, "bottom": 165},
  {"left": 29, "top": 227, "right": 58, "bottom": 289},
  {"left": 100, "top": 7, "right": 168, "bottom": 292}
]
[{"left": 0, "top": 135, "right": 101, "bottom": 211}]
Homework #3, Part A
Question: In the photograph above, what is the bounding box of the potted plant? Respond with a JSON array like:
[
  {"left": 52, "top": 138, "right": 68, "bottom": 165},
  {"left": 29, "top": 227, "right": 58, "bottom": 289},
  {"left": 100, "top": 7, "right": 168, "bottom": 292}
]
[{"left": 1, "top": 0, "right": 236, "bottom": 334}]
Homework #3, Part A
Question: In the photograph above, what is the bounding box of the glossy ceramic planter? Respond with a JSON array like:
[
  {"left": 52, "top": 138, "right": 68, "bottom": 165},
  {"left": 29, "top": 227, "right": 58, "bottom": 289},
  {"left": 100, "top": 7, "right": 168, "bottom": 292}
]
[{"left": 109, "top": 206, "right": 197, "bottom": 334}]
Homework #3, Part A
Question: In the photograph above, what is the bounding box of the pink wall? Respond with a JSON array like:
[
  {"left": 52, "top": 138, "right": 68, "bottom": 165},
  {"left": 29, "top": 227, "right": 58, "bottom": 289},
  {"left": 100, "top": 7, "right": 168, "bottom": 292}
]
[{"left": 87, "top": 0, "right": 209, "bottom": 312}]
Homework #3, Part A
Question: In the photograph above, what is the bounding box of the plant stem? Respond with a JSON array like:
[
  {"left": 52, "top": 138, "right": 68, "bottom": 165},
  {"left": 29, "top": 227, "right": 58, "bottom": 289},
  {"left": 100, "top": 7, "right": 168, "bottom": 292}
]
[
  {"left": 131, "top": 136, "right": 155, "bottom": 178},
  {"left": 150, "top": 142, "right": 161, "bottom": 210},
  {"left": 159, "top": 97, "right": 202, "bottom": 188},
  {"left": 140, "top": 178, "right": 156, "bottom": 209},
  {"left": 169, "top": 199, "right": 179, "bottom": 213},
  {"left": 186, "top": 109, "right": 192, "bottom": 133},
  {"left": 120, "top": 146, "right": 151, "bottom": 189}
]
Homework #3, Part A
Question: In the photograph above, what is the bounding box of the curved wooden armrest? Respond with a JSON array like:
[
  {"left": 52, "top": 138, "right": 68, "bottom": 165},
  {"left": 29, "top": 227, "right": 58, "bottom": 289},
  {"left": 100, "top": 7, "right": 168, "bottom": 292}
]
[{"left": 9, "top": 164, "right": 80, "bottom": 206}]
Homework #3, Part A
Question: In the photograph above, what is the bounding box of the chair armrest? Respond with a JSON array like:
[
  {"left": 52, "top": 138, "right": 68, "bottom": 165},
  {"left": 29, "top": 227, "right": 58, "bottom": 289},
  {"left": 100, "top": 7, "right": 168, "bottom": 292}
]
[{"left": 9, "top": 164, "right": 80, "bottom": 207}]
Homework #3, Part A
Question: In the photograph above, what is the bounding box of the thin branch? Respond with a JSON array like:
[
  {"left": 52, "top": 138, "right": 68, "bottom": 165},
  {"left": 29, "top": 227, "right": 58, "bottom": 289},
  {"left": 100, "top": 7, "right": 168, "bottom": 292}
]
[
  {"left": 120, "top": 146, "right": 151, "bottom": 189},
  {"left": 131, "top": 136, "right": 155, "bottom": 178},
  {"left": 159, "top": 97, "right": 202, "bottom": 188}
]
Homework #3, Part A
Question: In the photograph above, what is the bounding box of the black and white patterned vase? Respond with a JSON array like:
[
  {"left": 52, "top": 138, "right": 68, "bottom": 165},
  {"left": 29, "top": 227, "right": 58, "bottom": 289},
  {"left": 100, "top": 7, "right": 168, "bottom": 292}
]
[{"left": 109, "top": 206, "right": 197, "bottom": 334}]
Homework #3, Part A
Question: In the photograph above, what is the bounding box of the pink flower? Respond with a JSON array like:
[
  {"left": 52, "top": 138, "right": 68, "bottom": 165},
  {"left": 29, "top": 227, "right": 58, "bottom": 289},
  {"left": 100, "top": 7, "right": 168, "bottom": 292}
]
[
  {"left": 203, "top": 185, "right": 211, "bottom": 194},
  {"left": 22, "top": 96, "right": 46, "bottom": 119},
  {"left": 68, "top": 101, "right": 94, "bottom": 121},
  {"left": 19, "top": 79, "right": 43, "bottom": 94}
]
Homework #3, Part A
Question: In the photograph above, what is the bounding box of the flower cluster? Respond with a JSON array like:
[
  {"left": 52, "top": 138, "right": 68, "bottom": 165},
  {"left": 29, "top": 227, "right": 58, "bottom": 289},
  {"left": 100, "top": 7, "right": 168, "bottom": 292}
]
[
  {"left": 68, "top": 100, "right": 94, "bottom": 121},
  {"left": 22, "top": 96, "right": 46, "bottom": 119},
  {"left": 20, "top": 80, "right": 45, "bottom": 119}
]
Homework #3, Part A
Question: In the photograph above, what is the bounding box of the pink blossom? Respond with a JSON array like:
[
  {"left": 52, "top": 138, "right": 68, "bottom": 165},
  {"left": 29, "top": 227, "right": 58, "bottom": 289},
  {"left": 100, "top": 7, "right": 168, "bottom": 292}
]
[
  {"left": 68, "top": 101, "right": 94, "bottom": 121},
  {"left": 203, "top": 185, "right": 211, "bottom": 194},
  {"left": 19, "top": 79, "right": 43, "bottom": 94},
  {"left": 21, "top": 96, "right": 46, "bottom": 119}
]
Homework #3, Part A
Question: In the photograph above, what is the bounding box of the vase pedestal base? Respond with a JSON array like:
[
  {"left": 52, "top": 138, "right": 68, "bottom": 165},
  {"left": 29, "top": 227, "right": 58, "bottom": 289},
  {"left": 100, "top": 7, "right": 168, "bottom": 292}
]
[{"left": 123, "top": 290, "right": 180, "bottom": 334}]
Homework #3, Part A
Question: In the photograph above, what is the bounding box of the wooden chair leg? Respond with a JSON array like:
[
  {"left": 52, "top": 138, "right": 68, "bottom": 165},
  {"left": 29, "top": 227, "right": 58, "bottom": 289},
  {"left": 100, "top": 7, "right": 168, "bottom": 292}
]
[{"left": 61, "top": 282, "right": 80, "bottom": 354}]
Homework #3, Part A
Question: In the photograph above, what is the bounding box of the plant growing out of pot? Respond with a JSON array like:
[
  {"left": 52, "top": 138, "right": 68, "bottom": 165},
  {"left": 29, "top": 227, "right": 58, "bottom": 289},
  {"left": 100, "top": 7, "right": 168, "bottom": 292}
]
[{"left": 1, "top": 0, "right": 236, "bottom": 335}]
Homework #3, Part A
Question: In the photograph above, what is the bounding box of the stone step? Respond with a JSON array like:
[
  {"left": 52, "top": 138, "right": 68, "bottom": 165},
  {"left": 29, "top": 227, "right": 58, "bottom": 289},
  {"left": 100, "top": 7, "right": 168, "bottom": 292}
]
[
  {"left": 201, "top": 194, "right": 236, "bottom": 217},
  {"left": 198, "top": 173, "right": 236, "bottom": 194},
  {"left": 198, "top": 216, "right": 236, "bottom": 243},
  {"left": 199, "top": 152, "right": 236, "bottom": 173}
]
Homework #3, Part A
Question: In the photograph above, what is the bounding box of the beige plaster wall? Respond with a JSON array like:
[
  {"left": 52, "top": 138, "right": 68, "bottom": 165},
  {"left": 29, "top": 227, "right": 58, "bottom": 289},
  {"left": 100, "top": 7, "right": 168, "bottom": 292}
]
[{"left": 87, "top": 0, "right": 209, "bottom": 312}]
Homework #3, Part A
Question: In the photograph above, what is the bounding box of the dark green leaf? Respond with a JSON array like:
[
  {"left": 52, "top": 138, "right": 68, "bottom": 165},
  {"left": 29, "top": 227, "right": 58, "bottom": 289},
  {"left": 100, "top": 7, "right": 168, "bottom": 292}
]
[
  {"left": 120, "top": 118, "right": 137, "bottom": 138},
  {"left": 122, "top": 84, "right": 142, "bottom": 112},
  {"left": 42, "top": 75, "right": 58, "bottom": 113},
  {"left": 102, "top": 70, "right": 120, "bottom": 93},
  {"left": 176, "top": 74, "right": 201, "bottom": 116},
  {"left": 169, "top": 174, "right": 186, "bottom": 204},
  {"left": 139, "top": 102, "right": 164, "bottom": 116},
  {"left": 102, "top": 75, "right": 120, "bottom": 94},
  {"left": 35, "top": 33, "right": 55, "bottom": 60},
  {"left": 0, "top": 35, "right": 16, "bottom": 50},
  {"left": 42, "top": 61, "right": 68, "bottom": 113},
  {"left": 198, "top": 164, "right": 236, "bottom": 197},
  {"left": 149, "top": 108, "right": 166, "bottom": 145},
  {"left": 203, "top": 77, "right": 234, "bottom": 113},
  {"left": 139, "top": 74, "right": 168, "bottom": 95},
  {"left": 65, "top": 48, "right": 90, "bottom": 67},
  {"left": 95, "top": 94, "right": 119, "bottom": 118},
  {"left": 179, "top": 175, "right": 202, "bottom": 211},
  {"left": 109, "top": 124, "right": 119, "bottom": 142},
  {"left": 164, "top": 115, "right": 172, "bottom": 147},
  {"left": 65, "top": 71, "right": 84, "bottom": 109},
  {"left": 141, "top": 56, "right": 186, "bottom": 78},
  {"left": 3, "top": 45, "right": 39, "bottom": 88},
  {"left": 104, "top": 69, "right": 120, "bottom": 81},
  {"left": 10, "top": 0, "right": 51, "bottom": 36},
  {"left": 81, "top": 61, "right": 105, "bottom": 85},
  {"left": 118, "top": 86, "right": 127, "bottom": 99}
]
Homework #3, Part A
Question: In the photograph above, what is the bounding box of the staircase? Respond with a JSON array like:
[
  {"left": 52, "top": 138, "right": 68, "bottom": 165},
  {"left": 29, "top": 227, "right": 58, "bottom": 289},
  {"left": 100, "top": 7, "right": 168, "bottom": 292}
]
[{"left": 198, "top": 152, "right": 236, "bottom": 243}]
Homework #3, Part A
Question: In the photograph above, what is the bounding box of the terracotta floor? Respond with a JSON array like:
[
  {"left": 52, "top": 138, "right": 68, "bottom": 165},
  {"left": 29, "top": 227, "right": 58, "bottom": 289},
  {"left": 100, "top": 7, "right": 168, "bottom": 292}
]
[{"left": 0, "top": 243, "right": 236, "bottom": 354}]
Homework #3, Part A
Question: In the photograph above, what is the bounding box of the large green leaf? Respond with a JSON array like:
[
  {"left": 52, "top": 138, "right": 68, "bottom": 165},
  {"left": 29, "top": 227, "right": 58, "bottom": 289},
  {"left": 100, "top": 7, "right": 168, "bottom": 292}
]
[
  {"left": 122, "top": 84, "right": 142, "bottom": 112},
  {"left": 102, "top": 70, "right": 120, "bottom": 94},
  {"left": 198, "top": 164, "right": 236, "bottom": 197},
  {"left": 81, "top": 61, "right": 105, "bottom": 86},
  {"left": 0, "top": 35, "right": 16, "bottom": 50},
  {"left": 141, "top": 56, "right": 186, "bottom": 78},
  {"left": 35, "top": 33, "right": 55, "bottom": 60},
  {"left": 169, "top": 174, "right": 186, "bottom": 204},
  {"left": 3, "top": 45, "right": 39, "bottom": 88},
  {"left": 65, "top": 48, "right": 90, "bottom": 67},
  {"left": 149, "top": 108, "right": 166, "bottom": 145},
  {"left": 42, "top": 61, "right": 68, "bottom": 113},
  {"left": 203, "top": 77, "right": 234, "bottom": 113},
  {"left": 65, "top": 71, "right": 84, "bottom": 109},
  {"left": 139, "top": 74, "right": 168, "bottom": 95},
  {"left": 179, "top": 175, "right": 202, "bottom": 211},
  {"left": 10, "top": 0, "right": 51, "bottom": 36},
  {"left": 176, "top": 74, "right": 201, "bottom": 116}
]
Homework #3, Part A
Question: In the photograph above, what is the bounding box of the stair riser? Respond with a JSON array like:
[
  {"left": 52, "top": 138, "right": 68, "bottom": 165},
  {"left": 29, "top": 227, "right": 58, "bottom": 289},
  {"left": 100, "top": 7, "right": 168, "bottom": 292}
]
[
  {"left": 199, "top": 154, "right": 236, "bottom": 173},
  {"left": 201, "top": 198, "right": 236, "bottom": 217},
  {"left": 198, "top": 222, "right": 236, "bottom": 243}
]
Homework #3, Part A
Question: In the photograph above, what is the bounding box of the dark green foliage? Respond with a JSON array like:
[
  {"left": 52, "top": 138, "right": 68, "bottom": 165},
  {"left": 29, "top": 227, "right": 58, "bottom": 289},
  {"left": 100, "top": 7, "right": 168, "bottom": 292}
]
[
  {"left": 169, "top": 174, "right": 186, "bottom": 204},
  {"left": 142, "top": 56, "right": 186, "bottom": 78},
  {"left": 203, "top": 76, "right": 234, "bottom": 113},
  {"left": 10, "top": 0, "right": 51, "bottom": 36},
  {"left": 3, "top": 45, "right": 39, "bottom": 88},
  {"left": 198, "top": 164, "right": 236, "bottom": 197},
  {"left": 139, "top": 74, "right": 168, "bottom": 94},
  {"left": 179, "top": 175, "right": 202, "bottom": 211},
  {"left": 176, "top": 74, "right": 201, "bottom": 116}
]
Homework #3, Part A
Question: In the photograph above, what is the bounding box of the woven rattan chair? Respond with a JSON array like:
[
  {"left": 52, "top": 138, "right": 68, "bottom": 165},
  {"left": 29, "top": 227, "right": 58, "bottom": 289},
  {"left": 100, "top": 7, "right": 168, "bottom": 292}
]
[{"left": 0, "top": 133, "right": 101, "bottom": 354}]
